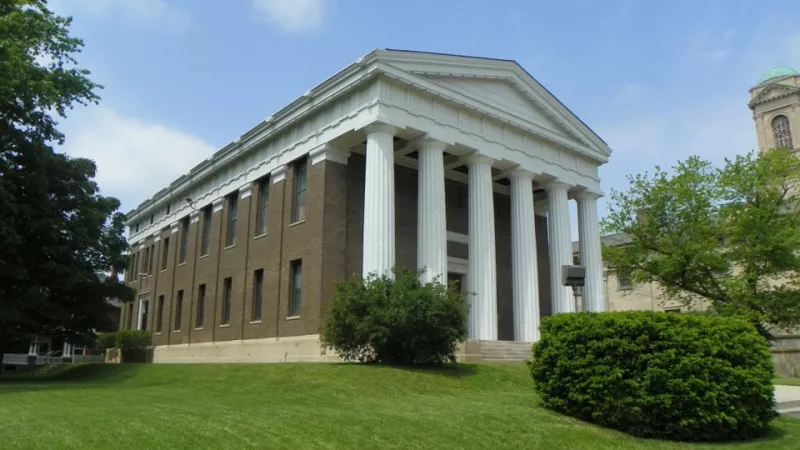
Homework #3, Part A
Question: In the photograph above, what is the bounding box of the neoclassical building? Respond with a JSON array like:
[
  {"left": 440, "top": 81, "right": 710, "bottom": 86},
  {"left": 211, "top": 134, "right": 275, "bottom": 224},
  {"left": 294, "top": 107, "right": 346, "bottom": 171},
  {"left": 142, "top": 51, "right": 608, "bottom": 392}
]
[{"left": 121, "top": 50, "right": 612, "bottom": 362}]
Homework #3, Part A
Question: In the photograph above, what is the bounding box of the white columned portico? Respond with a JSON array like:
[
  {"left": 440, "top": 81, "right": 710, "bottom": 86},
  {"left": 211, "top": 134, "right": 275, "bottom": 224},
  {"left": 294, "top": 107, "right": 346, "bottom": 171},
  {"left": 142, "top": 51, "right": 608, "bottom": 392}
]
[
  {"left": 509, "top": 170, "right": 540, "bottom": 342},
  {"left": 576, "top": 192, "right": 605, "bottom": 312},
  {"left": 545, "top": 181, "right": 575, "bottom": 314},
  {"left": 417, "top": 138, "right": 448, "bottom": 284},
  {"left": 362, "top": 123, "right": 397, "bottom": 278},
  {"left": 466, "top": 155, "right": 498, "bottom": 341}
]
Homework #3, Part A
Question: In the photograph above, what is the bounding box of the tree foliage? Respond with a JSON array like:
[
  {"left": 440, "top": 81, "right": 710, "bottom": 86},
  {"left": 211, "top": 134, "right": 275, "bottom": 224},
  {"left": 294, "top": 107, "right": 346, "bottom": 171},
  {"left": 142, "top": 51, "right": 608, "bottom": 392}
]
[
  {"left": 0, "top": 1, "right": 133, "bottom": 366},
  {"left": 602, "top": 149, "right": 800, "bottom": 336},
  {"left": 529, "top": 311, "right": 777, "bottom": 442},
  {"left": 320, "top": 269, "right": 467, "bottom": 366}
]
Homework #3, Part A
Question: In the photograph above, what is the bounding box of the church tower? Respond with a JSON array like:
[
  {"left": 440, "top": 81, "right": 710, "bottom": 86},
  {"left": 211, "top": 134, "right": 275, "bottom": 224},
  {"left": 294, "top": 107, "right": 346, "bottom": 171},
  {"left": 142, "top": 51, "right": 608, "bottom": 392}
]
[{"left": 749, "top": 66, "right": 800, "bottom": 153}]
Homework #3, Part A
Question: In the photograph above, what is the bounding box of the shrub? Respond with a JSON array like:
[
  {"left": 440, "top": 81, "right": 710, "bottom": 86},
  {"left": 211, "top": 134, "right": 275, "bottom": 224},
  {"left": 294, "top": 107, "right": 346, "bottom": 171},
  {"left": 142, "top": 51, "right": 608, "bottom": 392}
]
[
  {"left": 528, "top": 311, "right": 777, "bottom": 442},
  {"left": 320, "top": 268, "right": 467, "bottom": 365},
  {"left": 100, "top": 330, "right": 152, "bottom": 363}
]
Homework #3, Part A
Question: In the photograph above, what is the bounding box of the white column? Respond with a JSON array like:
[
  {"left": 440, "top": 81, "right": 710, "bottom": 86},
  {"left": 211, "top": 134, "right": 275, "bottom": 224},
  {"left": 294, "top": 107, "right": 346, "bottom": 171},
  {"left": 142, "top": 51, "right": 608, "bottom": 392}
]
[
  {"left": 417, "top": 138, "right": 448, "bottom": 284},
  {"left": 545, "top": 181, "right": 575, "bottom": 314},
  {"left": 466, "top": 155, "right": 497, "bottom": 340},
  {"left": 362, "top": 123, "right": 397, "bottom": 278},
  {"left": 28, "top": 340, "right": 37, "bottom": 356},
  {"left": 576, "top": 191, "right": 605, "bottom": 312},
  {"left": 509, "top": 170, "right": 540, "bottom": 342},
  {"left": 63, "top": 342, "right": 72, "bottom": 358}
]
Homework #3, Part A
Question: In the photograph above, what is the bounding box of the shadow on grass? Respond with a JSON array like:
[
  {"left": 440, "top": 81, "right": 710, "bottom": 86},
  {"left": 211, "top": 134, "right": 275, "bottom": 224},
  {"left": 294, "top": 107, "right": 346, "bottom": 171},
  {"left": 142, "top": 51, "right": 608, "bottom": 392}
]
[
  {"left": 377, "top": 362, "right": 481, "bottom": 379},
  {"left": 0, "top": 364, "right": 142, "bottom": 394}
]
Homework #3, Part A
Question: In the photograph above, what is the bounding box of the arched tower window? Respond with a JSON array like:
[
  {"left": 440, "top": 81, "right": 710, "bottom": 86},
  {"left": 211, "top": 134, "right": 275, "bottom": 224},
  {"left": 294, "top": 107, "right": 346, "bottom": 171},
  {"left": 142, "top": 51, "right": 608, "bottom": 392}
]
[{"left": 772, "top": 115, "right": 793, "bottom": 149}]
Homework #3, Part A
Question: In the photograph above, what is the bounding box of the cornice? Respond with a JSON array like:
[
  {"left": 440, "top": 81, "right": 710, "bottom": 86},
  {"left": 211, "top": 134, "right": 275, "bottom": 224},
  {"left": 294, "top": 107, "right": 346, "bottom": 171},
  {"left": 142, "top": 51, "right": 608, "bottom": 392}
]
[{"left": 749, "top": 84, "right": 800, "bottom": 110}]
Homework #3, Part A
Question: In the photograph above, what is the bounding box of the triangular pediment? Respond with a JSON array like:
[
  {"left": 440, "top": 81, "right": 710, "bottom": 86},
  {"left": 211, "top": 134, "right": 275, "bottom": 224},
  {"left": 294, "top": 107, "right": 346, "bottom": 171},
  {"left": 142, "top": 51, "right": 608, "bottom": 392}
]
[
  {"left": 372, "top": 50, "right": 612, "bottom": 160},
  {"left": 750, "top": 84, "right": 800, "bottom": 107},
  {"left": 421, "top": 76, "right": 576, "bottom": 139}
]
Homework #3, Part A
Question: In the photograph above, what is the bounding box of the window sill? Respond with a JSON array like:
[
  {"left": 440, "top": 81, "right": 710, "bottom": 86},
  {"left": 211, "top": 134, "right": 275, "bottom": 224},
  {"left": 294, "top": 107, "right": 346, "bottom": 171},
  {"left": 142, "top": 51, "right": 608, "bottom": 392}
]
[
  {"left": 199, "top": 254, "right": 209, "bottom": 260},
  {"left": 194, "top": 327, "right": 204, "bottom": 331},
  {"left": 220, "top": 323, "right": 231, "bottom": 328},
  {"left": 178, "top": 262, "right": 187, "bottom": 267},
  {"left": 160, "top": 269, "right": 167, "bottom": 274},
  {"left": 155, "top": 332, "right": 163, "bottom": 336},
  {"left": 249, "top": 320, "right": 263, "bottom": 325},
  {"left": 286, "top": 315, "right": 301, "bottom": 321},
  {"left": 173, "top": 330, "right": 181, "bottom": 333},
  {"left": 253, "top": 233, "right": 268, "bottom": 241},
  {"left": 224, "top": 244, "right": 236, "bottom": 251},
  {"left": 288, "top": 220, "right": 306, "bottom": 228}
]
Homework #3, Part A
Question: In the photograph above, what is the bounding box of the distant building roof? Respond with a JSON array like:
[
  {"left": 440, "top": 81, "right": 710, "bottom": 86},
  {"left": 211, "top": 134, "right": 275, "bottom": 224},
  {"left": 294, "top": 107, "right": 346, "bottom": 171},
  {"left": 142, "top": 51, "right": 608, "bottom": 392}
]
[{"left": 757, "top": 66, "right": 799, "bottom": 85}]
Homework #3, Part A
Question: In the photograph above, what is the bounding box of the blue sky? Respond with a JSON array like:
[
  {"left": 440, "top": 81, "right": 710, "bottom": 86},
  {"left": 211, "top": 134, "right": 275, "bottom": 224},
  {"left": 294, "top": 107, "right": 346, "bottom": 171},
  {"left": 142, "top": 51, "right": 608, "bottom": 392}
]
[{"left": 50, "top": 0, "right": 800, "bottom": 234}]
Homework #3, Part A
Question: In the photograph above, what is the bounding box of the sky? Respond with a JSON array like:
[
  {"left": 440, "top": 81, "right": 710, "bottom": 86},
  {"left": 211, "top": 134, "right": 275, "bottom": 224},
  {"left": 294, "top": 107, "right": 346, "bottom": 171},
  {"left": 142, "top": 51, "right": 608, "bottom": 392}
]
[{"left": 47, "top": 0, "right": 800, "bottom": 236}]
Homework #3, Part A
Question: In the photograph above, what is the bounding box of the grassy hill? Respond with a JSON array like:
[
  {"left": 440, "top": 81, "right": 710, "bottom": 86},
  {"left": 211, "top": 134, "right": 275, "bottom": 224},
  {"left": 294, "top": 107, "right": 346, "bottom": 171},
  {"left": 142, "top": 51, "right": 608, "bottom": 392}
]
[{"left": 0, "top": 363, "right": 798, "bottom": 449}]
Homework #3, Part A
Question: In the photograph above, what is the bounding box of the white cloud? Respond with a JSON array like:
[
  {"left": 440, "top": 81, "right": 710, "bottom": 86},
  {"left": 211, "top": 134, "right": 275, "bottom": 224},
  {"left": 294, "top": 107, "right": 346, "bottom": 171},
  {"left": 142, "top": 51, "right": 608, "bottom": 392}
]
[
  {"left": 252, "top": 0, "right": 327, "bottom": 32},
  {"left": 57, "top": 107, "right": 216, "bottom": 213},
  {"left": 48, "top": 0, "right": 189, "bottom": 31}
]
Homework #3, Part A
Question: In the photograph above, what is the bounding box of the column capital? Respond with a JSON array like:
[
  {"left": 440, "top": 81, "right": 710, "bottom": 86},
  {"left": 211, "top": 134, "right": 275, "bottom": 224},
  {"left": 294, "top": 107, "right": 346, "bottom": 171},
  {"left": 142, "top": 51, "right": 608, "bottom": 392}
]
[
  {"left": 574, "top": 190, "right": 603, "bottom": 201},
  {"left": 310, "top": 142, "right": 350, "bottom": 165},
  {"left": 212, "top": 197, "right": 224, "bottom": 213},
  {"left": 507, "top": 169, "right": 535, "bottom": 181},
  {"left": 417, "top": 136, "right": 448, "bottom": 151},
  {"left": 542, "top": 180, "right": 571, "bottom": 192},
  {"left": 239, "top": 182, "right": 253, "bottom": 199},
  {"left": 190, "top": 210, "right": 200, "bottom": 223},
  {"left": 170, "top": 221, "right": 180, "bottom": 234},
  {"left": 463, "top": 154, "right": 494, "bottom": 166},
  {"left": 363, "top": 122, "right": 398, "bottom": 135}
]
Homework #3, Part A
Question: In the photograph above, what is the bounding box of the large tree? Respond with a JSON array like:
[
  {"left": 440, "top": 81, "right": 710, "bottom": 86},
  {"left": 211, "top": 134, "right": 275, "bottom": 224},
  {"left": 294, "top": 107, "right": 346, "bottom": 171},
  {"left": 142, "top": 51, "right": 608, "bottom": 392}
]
[
  {"left": 0, "top": 0, "right": 133, "bottom": 369},
  {"left": 602, "top": 149, "right": 800, "bottom": 337}
]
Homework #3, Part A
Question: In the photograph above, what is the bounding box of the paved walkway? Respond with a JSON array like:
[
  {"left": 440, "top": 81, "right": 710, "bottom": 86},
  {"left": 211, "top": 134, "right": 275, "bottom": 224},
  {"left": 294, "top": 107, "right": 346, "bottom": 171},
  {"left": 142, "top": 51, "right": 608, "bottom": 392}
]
[{"left": 775, "top": 385, "right": 800, "bottom": 416}]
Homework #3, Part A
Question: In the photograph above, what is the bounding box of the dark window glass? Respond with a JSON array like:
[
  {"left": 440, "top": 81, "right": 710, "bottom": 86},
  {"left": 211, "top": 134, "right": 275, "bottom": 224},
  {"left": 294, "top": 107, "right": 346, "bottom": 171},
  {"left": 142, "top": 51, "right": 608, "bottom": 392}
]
[
  {"left": 174, "top": 290, "right": 183, "bottom": 331},
  {"left": 179, "top": 216, "right": 190, "bottom": 263},
  {"left": 289, "top": 260, "right": 302, "bottom": 316},
  {"left": 256, "top": 177, "right": 270, "bottom": 236},
  {"left": 161, "top": 238, "right": 169, "bottom": 271},
  {"left": 225, "top": 194, "right": 238, "bottom": 247},
  {"left": 200, "top": 206, "right": 212, "bottom": 256},
  {"left": 156, "top": 295, "right": 165, "bottom": 333},
  {"left": 196, "top": 284, "right": 206, "bottom": 328},
  {"left": 222, "top": 278, "right": 232, "bottom": 325},
  {"left": 291, "top": 159, "right": 307, "bottom": 222},
  {"left": 252, "top": 269, "right": 264, "bottom": 321}
]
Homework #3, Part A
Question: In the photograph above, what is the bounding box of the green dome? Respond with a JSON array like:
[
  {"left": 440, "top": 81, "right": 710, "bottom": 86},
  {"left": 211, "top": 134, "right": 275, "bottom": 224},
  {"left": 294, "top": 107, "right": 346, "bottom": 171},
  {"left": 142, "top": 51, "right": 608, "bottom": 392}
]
[{"left": 757, "top": 66, "right": 799, "bottom": 85}]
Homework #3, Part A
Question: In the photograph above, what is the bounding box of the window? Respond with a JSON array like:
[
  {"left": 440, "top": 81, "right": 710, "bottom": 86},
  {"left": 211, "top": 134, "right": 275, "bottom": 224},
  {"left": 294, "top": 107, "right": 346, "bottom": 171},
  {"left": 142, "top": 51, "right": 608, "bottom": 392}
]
[
  {"left": 156, "top": 295, "right": 165, "bottom": 333},
  {"left": 256, "top": 177, "right": 270, "bottom": 236},
  {"left": 148, "top": 244, "right": 155, "bottom": 275},
  {"left": 252, "top": 269, "right": 264, "bottom": 321},
  {"left": 174, "top": 290, "right": 184, "bottom": 331},
  {"left": 142, "top": 247, "right": 150, "bottom": 275},
  {"left": 166, "top": 203, "right": 171, "bottom": 215},
  {"left": 139, "top": 296, "right": 149, "bottom": 331},
  {"left": 289, "top": 260, "right": 302, "bottom": 316},
  {"left": 200, "top": 206, "right": 212, "bottom": 256},
  {"left": 225, "top": 193, "right": 238, "bottom": 247},
  {"left": 131, "top": 253, "right": 138, "bottom": 280},
  {"left": 772, "top": 115, "right": 793, "bottom": 149},
  {"left": 135, "top": 223, "right": 140, "bottom": 233},
  {"left": 221, "top": 277, "right": 233, "bottom": 325},
  {"left": 291, "top": 159, "right": 307, "bottom": 222},
  {"left": 179, "top": 216, "right": 190, "bottom": 263},
  {"left": 149, "top": 214, "right": 154, "bottom": 225},
  {"left": 196, "top": 284, "right": 206, "bottom": 328},
  {"left": 618, "top": 272, "right": 632, "bottom": 290},
  {"left": 161, "top": 237, "right": 170, "bottom": 271},
  {"left": 665, "top": 308, "right": 681, "bottom": 314}
]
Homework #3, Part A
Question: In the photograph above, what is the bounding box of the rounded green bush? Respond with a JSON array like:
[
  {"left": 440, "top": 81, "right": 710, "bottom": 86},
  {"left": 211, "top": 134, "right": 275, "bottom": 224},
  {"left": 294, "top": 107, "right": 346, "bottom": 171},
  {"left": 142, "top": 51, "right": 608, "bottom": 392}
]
[
  {"left": 320, "top": 268, "right": 467, "bottom": 365},
  {"left": 528, "top": 311, "right": 777, "bottom": 442}
]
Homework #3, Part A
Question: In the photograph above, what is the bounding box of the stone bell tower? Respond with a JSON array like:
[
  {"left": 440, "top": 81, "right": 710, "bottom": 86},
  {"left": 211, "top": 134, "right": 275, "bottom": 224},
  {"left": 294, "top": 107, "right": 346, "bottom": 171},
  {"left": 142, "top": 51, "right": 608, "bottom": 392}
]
[{"left": 749, "top": 66, "right": 800, "bottom": 153}]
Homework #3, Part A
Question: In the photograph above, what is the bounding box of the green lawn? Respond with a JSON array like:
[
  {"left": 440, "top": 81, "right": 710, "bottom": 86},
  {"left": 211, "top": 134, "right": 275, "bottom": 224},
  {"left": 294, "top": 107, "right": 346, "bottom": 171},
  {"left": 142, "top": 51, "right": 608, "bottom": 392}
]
[
  {"left": 0, "top": 363, "right": 798, "bottom": 450},
  {"left": 774, "top": 377, "right": 800, "bottom": 386}
]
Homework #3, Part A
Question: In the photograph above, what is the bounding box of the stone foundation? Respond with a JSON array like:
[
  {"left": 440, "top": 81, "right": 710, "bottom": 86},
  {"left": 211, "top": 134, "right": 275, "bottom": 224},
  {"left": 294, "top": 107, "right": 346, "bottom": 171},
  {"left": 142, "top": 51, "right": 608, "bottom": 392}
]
[
  {"left": 772, "top": 334, "right": 800, "bottom": 378},
  {"left": 151, "top": 336, "right": 534, "bottom": 364}
]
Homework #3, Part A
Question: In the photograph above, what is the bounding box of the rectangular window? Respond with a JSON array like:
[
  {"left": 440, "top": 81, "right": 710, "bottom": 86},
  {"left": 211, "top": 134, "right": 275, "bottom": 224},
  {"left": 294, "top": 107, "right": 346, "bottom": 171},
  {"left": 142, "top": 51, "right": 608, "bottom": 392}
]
[
  {"left": 256, "top": 177, "right": 270, "bottom": 236},
  {"left": 127, "top": 303, "right": 133, "bottom": 329},
  {"left": 225, "top": 193, "right": 238, "bottom": 247},
  {"left": 200, "top": 206, "right": 212, "bottom": 256},
  {"left": 161, "top": 237, "right": 170, "bottom": 271},
  {"left": 289, "top": 260, "right": 302, "bottom": 316},
  {"left": 291, "top": 159, "right": 307, "bottom": 223},
  {"left": 149, "top": 214, "right": 154, "bottom": 225},
  {"left": 142, "top": 247, "right": 150, "bottom": 275},
  {"left": 166, "top": 203, "right": 171, "bottom": 215},
  {"left": 156, "top": 295, "right": 165, "bottom": 333},
  {"left": 252, "top": 269, "right": 264, "bottom": 321},
  {"left": 196, "top": 284, "right": 206, "bottom": 328},
  {"left": 618, "top": 272, "right": 632, "bottom": 290},
  {"left": 148, "top": 244, "right": 155, "bottom": 275},
  {"left": 179, "top": 216, "right": 189, "bottom": 263},
  {"left": 221, "top": 277, "right": 232, "bottom": 325},
  {"left": 131, "top": 253, "right": 138, "bottom": 281},
  {"left": 174, "top": 290, "right": 183, "bottom": 331}
]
